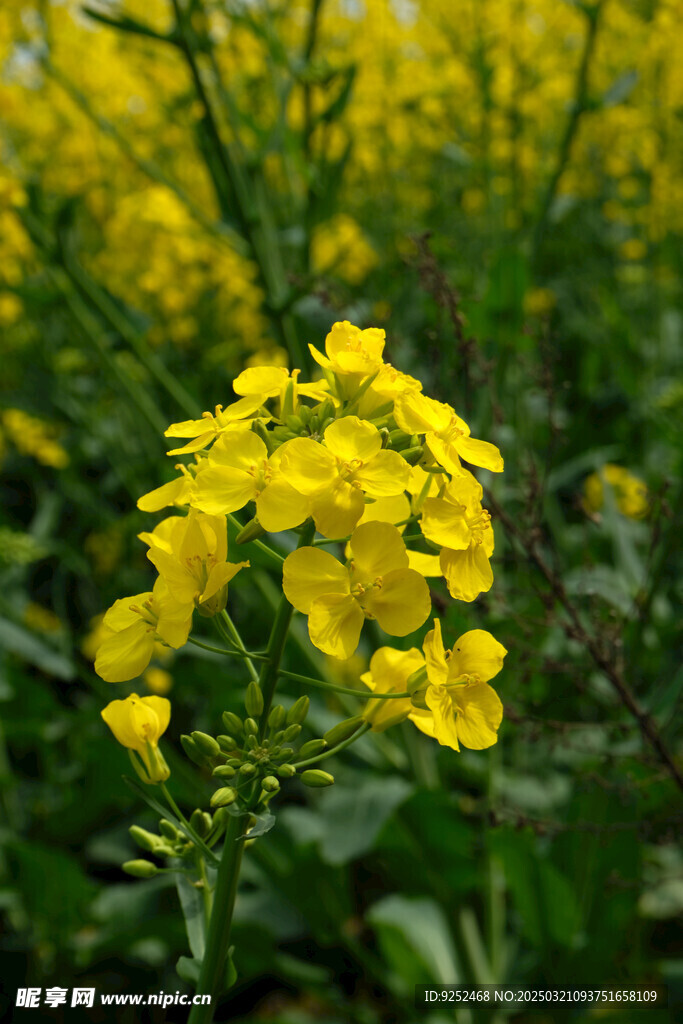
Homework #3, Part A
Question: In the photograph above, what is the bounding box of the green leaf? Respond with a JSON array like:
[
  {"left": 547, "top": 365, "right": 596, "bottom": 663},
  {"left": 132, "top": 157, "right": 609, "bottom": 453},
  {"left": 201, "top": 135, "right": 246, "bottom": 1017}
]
[
  {"left": 0, "top": 617, "right": 73, "bottom": 679},
  {"left": 177, "top": 955, "right": 202, "bottom": 986},
  {"left": 176, "top": 873, "right": 206, "bottom": 961},
  {"left": 367, "top": 894, "right": 462, "bottom": 990},
  {"left": 316, "top": 776, "right": 413, "bottom": 865}
]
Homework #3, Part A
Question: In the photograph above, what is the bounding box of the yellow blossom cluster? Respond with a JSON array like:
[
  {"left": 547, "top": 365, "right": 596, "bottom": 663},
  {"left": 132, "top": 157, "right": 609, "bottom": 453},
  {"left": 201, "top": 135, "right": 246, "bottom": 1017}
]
[
  {"left": 0, "top": 409, "right": 69, "bottom": 469},
  {"left": 583, "top": 463, "right": 649, "bottom": 520},
  {"left": 96, "top": 321, "right": 507, "bottom": 752}
]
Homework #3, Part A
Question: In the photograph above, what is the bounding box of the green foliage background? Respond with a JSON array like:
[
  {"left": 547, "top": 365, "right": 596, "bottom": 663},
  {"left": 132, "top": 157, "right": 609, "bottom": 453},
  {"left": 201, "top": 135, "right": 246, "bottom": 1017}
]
[{"left": 1, "top": 1, "right": 681, "bottom": 1021}]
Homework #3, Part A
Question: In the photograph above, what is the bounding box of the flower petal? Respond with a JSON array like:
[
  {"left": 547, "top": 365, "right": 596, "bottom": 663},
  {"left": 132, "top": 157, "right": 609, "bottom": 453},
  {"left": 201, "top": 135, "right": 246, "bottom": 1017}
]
[
  {"left": 356, "top": 449, "right": 410, "bottom": 497},
  {"left": 424, "top": 684, "right": 460, "bottom": 750},
  {"left": 452, "top": 682, "right": 503, "bottom": 749},
  {"left": 256, "top": 478, "right": 310, "bottom": 533},
  {"left": 193, "top": 465, "right": 255, "bottom": 515},
  {"left": 365, "top": 567, "right": 431, "bottom": 636},
  {"left": 448, "top": 630, "right": 507, "bottom": 683},
  {"left": 323, "top": 416, "right": 381, "bottom": 463},
  {"left": 96, "top": 620, "right": 155, "bottom": 683},
  {"left": 349, "top": 521, "right": 408, "bottom": 579},
  {"left": 440, "top": 543, "right": 494, "bottom": 602},
  {"left": 311, "top": 481, "right": 365, "bottom": 538},
  {"left": 282, "top": 547, "right": 349, "bottom": 614},
  {"left": 422, "top": 619, "right": 448, "bottom": 687},
  {"left": 420, "top": 496, "right": 470, "bottom": 549},
  {"left": 307, "top": 593, "right": 364, "bottom": 659},
  {"left": 280, "top": 437, "right": 338, "bottom": 495},
  {"left": 455, "top": 434, "right": 504, "bottom": 473}
]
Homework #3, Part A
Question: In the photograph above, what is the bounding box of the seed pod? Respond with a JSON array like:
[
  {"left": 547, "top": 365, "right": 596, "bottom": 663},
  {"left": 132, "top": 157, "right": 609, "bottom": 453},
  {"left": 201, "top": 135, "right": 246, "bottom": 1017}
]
[
  {"left": 180, "top": 734, "right": 208, "bottom": 767},
  {"left": 298, "top": 738, "right": 327, "bottom": 759},
  {"left": 323, "top": 716, "right": 363, "bottom": 747},
  {"left": 261, "top": 776, "right": 280, "bottom": 793},
  {"left": 123, "top": 859, "right": 158, "bottom": 878},
  {"left": 213, "top": 764, "right": 237, "bottom": 778},
  {"left": 210, "top": 787, "right": 238, "bottom": 808},
  {"left": 191, "top": 731, "right": 221, "bottom": 757},
  {"left": 300, "top": 769, "right": 335, "bottom": 788},
  {"left": 222, "top": 712, "right": 244, "bottom": 736},
  {"left": 245, "top": 681, "right": 264, "bottom": 718},
  {"left": 286, "top": 696, "right": 309, "bottom": 725},
  {"left": 282, "top": 723, "right": 301, "bottom": 743}
]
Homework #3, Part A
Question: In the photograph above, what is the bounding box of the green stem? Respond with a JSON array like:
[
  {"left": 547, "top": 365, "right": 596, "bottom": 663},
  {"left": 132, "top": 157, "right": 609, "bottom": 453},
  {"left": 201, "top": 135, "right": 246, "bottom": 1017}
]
[
  {"left": 257, "top": 521, "right": 316, "bottom": 735},
  {"left": 187, "top": 811, "right": 248, "bottom": 1023},
  {"left": 160, "top": 784, "right": 219, "bottom": 866},
  {"left": 220, "top": 611, "right": 260, "bottom": 684},
  {"left": 295, "top": 722, "right": 371, "bottom": 767},
  {"left": 226, "top": 514, "right": 284, "bottom": 564}
]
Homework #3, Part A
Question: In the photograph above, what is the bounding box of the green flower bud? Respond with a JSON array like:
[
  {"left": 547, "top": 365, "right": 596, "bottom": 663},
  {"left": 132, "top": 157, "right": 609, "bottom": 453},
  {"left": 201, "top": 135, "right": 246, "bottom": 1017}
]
[
  {"left": 123, "top": 859, "right": 158, "bottom": 878},
  {"left": 402, "top": 445, "right": 425, "bottom": 465},
  {"left": 300, "top": 769, "right": 335, "bottom": 788},
  {"left": 239, "top": 763, "right": 257, "bottom": 777},
  {"left": 210, "top": 787, "right": 238, "bottom": 808},
  {"left": 190, "top": 808, "right": 210, "bottom": 836},
  {"left": 129, "top": 826, "right": 161, "bottom": 853},
  {"left": 299, "top": 404, "right": 312, "bottom": 425},
  {"left": 276, "top": 747, "right": 295, "bottom": 761},
  {"left": 244, "top": 717, "right": 258, "bottom": 736},
  {"left": 191, "top": 731, "right": 221, "bottom": 757},
  {"left": 261, "top": 776, "right": 280, "bottom": 793},
  {"left": 158, "top": 819, "right": 181, "bottom": 841},
  {"left": 286, "top": 696, "right": 310, "bottom": 725},
  {"left": 180, "top": 734, "right": 208, "bottom": 767},
  {"left": 388, "top": 428, "right": 413, "bottom": 448},
  {"left": 235, "top": 516, "right": 266, "bottom": 545},
  {"left": 277, "top": 763, "right": 297, "bottom": 778},
  {"left": 285, "top": 414, "right": 304, "bottom": 432},
  {"left": 323, "top": 716, "right": 363, "bottom": 747},
  {"left": 213, "top": 764, "right": 236, "bottom": 778},
  {"left": 298, "top": 738, "right": 327, "bottom": 759},
  {"left": 283, "top": 723, "right": 302, "bottom": 743},
  {"left": 222, "top": 712, "right": 244, "bottom": 735},
  {"left": 245, "top": 681, "right": 264, "bottom": 718},
  {"left": 245, "top": 734, "right": 259, "bottom": 750},
  {"left": 268, "top": 705, "right": 286, "bottom": 731},
  {"left": 217, "top": 735, "right": 238, "bottom": 752}
]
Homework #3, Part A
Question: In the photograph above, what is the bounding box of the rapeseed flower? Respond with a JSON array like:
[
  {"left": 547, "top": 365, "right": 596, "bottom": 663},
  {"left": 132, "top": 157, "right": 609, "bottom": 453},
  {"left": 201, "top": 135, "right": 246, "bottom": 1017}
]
[
  {"left": 394, "top": 391, "right": 503, "bottom": 475},
  {"left": 101, "top": 694, "right": 171, "bottom": 783}
]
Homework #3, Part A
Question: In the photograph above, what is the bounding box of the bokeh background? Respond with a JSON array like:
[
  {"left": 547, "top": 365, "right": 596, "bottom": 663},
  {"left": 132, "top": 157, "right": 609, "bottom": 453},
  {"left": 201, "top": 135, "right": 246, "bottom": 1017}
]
[{"left": 1, "top": 0, "right": 682, "bottom": 1021}]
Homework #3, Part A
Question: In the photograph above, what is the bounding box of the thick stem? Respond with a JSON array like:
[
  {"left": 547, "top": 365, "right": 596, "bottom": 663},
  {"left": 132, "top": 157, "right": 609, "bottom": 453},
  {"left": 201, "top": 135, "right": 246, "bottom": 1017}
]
[
  {"left": 257, "top": 520, "right": 316, "bottom": 735},
  {"left": 187, "top": 811, "right": 248, "bottom": 1024}
]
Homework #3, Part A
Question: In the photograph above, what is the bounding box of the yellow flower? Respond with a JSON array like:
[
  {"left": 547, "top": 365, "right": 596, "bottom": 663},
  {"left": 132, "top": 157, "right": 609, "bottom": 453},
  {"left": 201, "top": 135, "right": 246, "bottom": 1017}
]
[
  {"left": 142, "top": 511, "right": 248, "bottom": 617},
  {"left": 282, "top": 521, "right": 431, "bottom": 659},
  {"left": 412, "top": 620, "right": 506, "bottom": 750},
  {"left": 362, "top": 620, "right": 506, "bottom": 751},
  {"left": 137, "top": 463, "right": 196, "bottom": 513},
  {"left": 583, "top": 464, "right": 648, "bottom": 520},
  {"left": 164, "top": 398, "right": 262, "bottom": 456},
  {"left": 420, "top": 471, "right": 495, "bottom": 602},
  {"left": 356, "top": 362, "right": 423, "bottom": 419},
  {"left": 101, "top": 693, "right": 171, "bottom": 783},
  {"left": 309, "top": 321, "right": 386, "bottom": 397},
  {"left": 232, "top": 365, "right": 328, "bottom": 413},
  {"left": 281, "top": 416, "right": 410, "bottom": 537},
  {"left": 143, "top": 666, "right": 173, "bottom": 695},
  {"left": 394, "top": 391, "right": 503, "bottom": 475},
  {"left": 192, "top": 429, "right": 309, "bottom": 532},
  {"left": 95, "top": 578, "right": 193, "bottom": 683}
]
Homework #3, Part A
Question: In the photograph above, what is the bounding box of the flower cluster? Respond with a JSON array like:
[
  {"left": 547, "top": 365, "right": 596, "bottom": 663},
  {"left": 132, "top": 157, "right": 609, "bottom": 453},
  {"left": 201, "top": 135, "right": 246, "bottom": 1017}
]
[{"left": 97, "top": 320, "right": 507, "bottom": 753}]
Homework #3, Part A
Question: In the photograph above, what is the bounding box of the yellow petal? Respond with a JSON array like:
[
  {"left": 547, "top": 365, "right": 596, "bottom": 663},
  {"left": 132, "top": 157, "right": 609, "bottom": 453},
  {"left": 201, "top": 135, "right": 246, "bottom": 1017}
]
[
  {"left": 256, "top": 478, "right": 309, "bottom": 533},
  {"left": 101, "top": 695, "right": 145, "bottom": 749},
  {"left": 349, "top": 521, "right": 408, "bottom": 579},
  {"left": 280, "top": 437, "right": 337, "bottom": 495},
  {"left": 167, "top": 431, "right": 216, "bottom": 456},
  {"left": 140, "top": 695, "right": 171, "bottom": 740},
  {"left": 420, "top": 496, "right": 470, "bottom": 549},
  {"left": 193, "top": 465, "right": 255, "bottom": 515},
  {"left": 424, "top": 685, "right": 461, "bottom": 750},
  {"left": 137, "top": 475, "right": 192, "bottom": 513},
  {"left": 282, "top": 547, "right": 349, "bottom": 613},
  {"left": 165, "top": 417, "right": 214, "bottom": 439},
  {"left": 200, "top": 560, "right": 248, "bottom": 604},
  {"left": 357, "top": 493, "right": 410, "bottom": 530},
  {"left": 422, "top": 619, "right": 448, "bottom": 687},
  {"left": 356, "top": 449, "right": 410, "bottom": 497},
  {"left": 323, "top": 416, "right": 381, "bottom": 463},
  {"left": 233, "top": 365, "right": 288, "bottom": 396},
  {"left": 407, "top": 551, "right": 442, "bottom": 577},
  {"left": 102, "top": 593, "right": 153, "bottom": 632},
  {"left": 448, "top": 630, "right": 507, "bottom": 684},
  {"left": 311, "top": 481, "right": 365, "bottom": 538},
  {"left": 440, "top": 543, "right": 494, "bottom": 602},
  {"left": 425, "top": 434, "right": 464, "bottom": 476},
  {"left": 308, "top": 593, "right": 364, "bottom": 659},
  {"left": 364, "top": 567, "right": 431, "bottom": 636},
  {"left": 452, "top": 682, "right": 503, "bottom": 749},
  {"left": 455, "top": 434, "right": 504, "bottom": 473},
  {"left": 96, "top": 620, "right": 155, "bottom": 683},
  {"left": 155, "top": 602, "right": 193, "bottom": 649},
  {"left": 148, "top": 548, "right": 197, "bottom": 605},
  {"left": 208, "top": 429, "right": 268, "bottom": 471},
  {"left": 394, "top": 391, "right": 451, "bottom": 435}
]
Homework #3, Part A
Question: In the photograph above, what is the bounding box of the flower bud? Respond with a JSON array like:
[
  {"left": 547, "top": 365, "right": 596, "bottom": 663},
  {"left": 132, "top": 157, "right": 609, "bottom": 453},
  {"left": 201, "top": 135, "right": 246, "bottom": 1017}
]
[
  {"left": 300, "top": 769, "right": 335, "bottom": 788},
  {"left": 123, "top": 859, "right": 158, "bottom": 878},
  {"left": 210, "top": 787, "right": 238, "bottom": 808},
  {"left": 158, "top": 819, "right": 181, "bottom": 841},
  {"left": 235, "top": 516, "right": 266, "bottom": 545},
  {"left": 286, "top": 696, "right": 309, "bottom": 725},
  {"left": 129, "top": 826, "right": 162, "bottom": 853},
  {"left": 222, "top": 711, "right": 244, "bottom": 735},
  {"left": 268, "top": 705, "right": 286, "bottom": 731},
  {"left": 282, "top": 723, "right": 301, "bottom": 742},
  {"left": 298, "top": 738, "right": 326, "bottom": 759},
  {"left": 217, "top": 735, "right": 238, "bottom": 752},
  {"left": 244, "top": 717, "right": 258, "bottom": 736},
  {"left": 191, "top": 731, "right": 221, "bottom": 757},
  {"left": 213, "top": 764, "right": 237, "bottom": 778},
  {"left": 190, "top": 808, "right": 211, "bottom": 836},
  {"left": 402, "top": 446, "right": 425, "bottom": 465},
  {"left": 181, "top": 734, "right": 209, "bottom": 767},
  {"left": 323, "top": 716, "right": 363, "bottom": 747},
  {"left": 261, "top": 776, "right": 280, "bottom": 793},
  {"left": 277, "top": 763, "right": 297, "bottom": 778},
  {"left": 239, "top": 762, "right": 257, "bottom": 777},
  {"left": 245, "top": 681, "right": 264, "bottom": 718}
]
